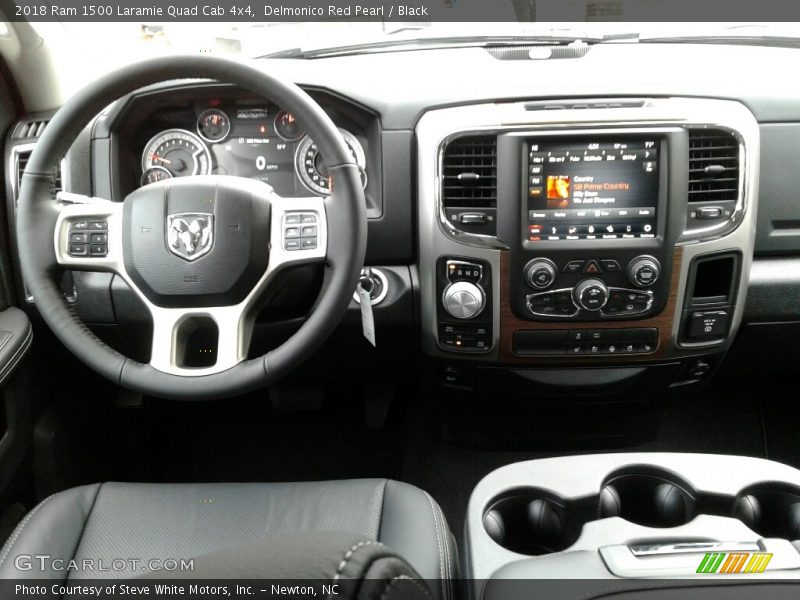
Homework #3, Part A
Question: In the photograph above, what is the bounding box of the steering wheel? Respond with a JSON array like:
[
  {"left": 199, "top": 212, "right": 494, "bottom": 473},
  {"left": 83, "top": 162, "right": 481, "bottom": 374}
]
[{"left": 16, "top": 56, "right": 367, "bottom": 400}]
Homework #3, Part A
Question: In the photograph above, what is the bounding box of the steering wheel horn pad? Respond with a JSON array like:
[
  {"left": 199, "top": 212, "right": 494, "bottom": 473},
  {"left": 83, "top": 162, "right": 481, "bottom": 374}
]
[
  {"left": 122, "top": 176, "right": 271, "bottom": 308},
  {"left": 16, "top": 56, "right": 367, "bottom": 400}
]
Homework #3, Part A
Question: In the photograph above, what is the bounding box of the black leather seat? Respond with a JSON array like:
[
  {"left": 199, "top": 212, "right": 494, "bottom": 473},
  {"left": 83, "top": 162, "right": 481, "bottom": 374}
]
[{"left": 0, "top": 479, "right": 456, "bottom": 597}]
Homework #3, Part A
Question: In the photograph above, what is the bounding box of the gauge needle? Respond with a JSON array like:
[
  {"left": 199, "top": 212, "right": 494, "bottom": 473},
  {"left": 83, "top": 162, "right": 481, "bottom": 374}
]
[{"left": 152, "top": 154, "right": 172, "bottom": 165}]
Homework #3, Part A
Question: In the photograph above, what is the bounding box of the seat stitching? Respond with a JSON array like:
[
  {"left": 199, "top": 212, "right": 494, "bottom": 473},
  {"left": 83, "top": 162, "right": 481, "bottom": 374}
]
[
  {"left": 422, "top": 491, "right": 446, "bottom": 600},
  {"left": 0, "top": 325, "right": 32, "bottom": 387},
  {"left": 435, "top": 500, "right": 452, "bottom": 600},
  {"left": 380, "top": 575, "right": 434, "bottom": 600},
  {"left": 425, "top": 491, "right": 449, "bottom": 597},
  {"left": 65, "top": 482, "right": 104, "bottom": 579},
  {"left": 433, "top": 495, "right": 452, "bottom": 600},
  {"left": 431, "top": 498, "right": 450, "bottom": 597},
  {"left": 0, "top": 494, "right": 58, "bottom": 569},
  {"left": 331, "top": 540, "right": 384, "bottom": 583}
]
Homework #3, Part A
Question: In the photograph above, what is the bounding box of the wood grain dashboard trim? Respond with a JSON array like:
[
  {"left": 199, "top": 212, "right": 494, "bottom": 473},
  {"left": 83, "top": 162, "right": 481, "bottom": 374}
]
[{"left": 498, "top": 247, "right": 684, "bottom": 364}]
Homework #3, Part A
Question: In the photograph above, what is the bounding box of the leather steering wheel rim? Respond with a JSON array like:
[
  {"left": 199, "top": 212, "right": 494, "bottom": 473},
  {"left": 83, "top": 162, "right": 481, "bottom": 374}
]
[{"left": 16, "top": 55, "right": 367, "bottom": 400}]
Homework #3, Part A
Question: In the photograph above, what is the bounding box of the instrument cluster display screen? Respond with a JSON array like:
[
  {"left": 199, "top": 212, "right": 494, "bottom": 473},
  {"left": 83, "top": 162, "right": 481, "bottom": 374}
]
[{"left": 526, "top": 138, "right": 660, "bottom": 242}]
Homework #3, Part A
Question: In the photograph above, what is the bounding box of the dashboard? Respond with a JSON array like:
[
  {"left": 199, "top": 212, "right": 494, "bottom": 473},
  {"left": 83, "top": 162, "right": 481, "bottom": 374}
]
[{"left": 4, "top": 41, "right": 800, "bottom": 386}]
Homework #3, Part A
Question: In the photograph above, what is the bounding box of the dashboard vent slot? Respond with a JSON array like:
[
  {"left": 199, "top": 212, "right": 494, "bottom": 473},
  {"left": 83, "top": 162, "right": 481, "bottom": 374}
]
[
  {"left": 15, "top": 150, "right": 30, "bottom": 195},
  {"left": 688, "top": 129, "right": 740, "bottom": 203},
  {"left": 13, "top": 119, "right": 49, "bottom": 139},
  {"left": 442, "top": 136, "right": 497, "bottom": 210},
  {"left": 524, "top": 99, "right": 646, "bottom": 111},
  {"left": 13, "top": 148, "right": 62, "bottom": 202},
  {"left": 486, "top": 44, "right": 591, "bottom": 61}
]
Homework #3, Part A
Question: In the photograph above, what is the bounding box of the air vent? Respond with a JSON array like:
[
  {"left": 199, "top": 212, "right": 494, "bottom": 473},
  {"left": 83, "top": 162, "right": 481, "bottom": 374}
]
[
  {"left": 442, "top": 136, "right": 497, "bottom": 209},
  {"left": 688, "top": 129, "right": 740, "bottom": 203},
  {"left": 12, "top": 119, "right": 49, "bottom": 139},
  {"left": 13, "top": 148, "right": 62, "bottom": 203},
  {"left": 15, "top": 150, "right": 29, "bottom": 195},
  {"left": 442, "top": 136, "right": 498, "bottom": 236}
]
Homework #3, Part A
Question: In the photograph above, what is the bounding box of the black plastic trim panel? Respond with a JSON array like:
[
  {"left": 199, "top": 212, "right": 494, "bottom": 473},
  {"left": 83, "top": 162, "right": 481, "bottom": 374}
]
[{"left": 743, "top": 257, "right": 800, "bottom": 323}]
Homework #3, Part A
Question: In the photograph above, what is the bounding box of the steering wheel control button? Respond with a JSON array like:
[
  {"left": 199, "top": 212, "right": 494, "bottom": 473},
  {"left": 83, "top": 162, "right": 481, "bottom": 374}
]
[
  {"left": 628, "top": 256, "right": 661, "bottom": 287},
  {"left": 574, "top": 278, "right": 609, "bottom": 311},
  {"left": 442, "top": 281, "right": 485, "bottom": 320},
  {"left": 524, "top": 258, "right": 557, "bottom": 290},
  {"left": 69, "top": 219, "right": 108, "bottom": 257},
  {"left": 283, "top": 212, "right": 318, "bottom": 251}
]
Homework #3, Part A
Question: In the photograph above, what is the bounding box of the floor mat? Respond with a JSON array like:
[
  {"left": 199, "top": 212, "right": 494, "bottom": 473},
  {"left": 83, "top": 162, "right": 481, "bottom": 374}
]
[{"left": 50, "top": 388, "right": 400, "bottom": 489}]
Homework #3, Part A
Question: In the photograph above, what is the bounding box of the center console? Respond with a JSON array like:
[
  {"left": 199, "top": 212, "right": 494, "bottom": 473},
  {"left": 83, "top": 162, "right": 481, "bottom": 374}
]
[
  {"left": 418, "top": 98, "right": 757, "bottom": 397},
  {"left": 465, "top": 453, "right": 800, "bottom": 597}
]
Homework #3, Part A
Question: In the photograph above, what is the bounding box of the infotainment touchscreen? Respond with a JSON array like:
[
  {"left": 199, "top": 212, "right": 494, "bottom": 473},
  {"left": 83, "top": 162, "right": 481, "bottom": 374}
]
[{"left": 526, "top": 138, "right": 660, "bottom": 242}]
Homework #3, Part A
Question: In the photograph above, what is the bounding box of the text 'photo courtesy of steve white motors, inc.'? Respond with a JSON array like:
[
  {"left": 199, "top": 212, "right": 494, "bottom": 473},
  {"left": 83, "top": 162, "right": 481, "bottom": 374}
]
[{"left": 14, "top": 581, "right": 357, "bottom": 598}]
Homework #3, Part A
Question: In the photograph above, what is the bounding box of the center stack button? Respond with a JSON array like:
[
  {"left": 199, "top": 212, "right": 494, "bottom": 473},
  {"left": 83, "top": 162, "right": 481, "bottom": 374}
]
[
  {"left": 524, "top": 258, "right": 557, "bottom": 290},
  {"left": 574, "top": 278, "right": 609, "bottom": 311}
]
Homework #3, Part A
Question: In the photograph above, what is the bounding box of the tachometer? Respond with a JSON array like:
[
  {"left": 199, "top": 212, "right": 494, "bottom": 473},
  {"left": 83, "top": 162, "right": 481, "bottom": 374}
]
[
  {"left": 142, "top": 129, "right": 212, "bottom": 179},
  {"left": 294, "top": 129, "right": 367, "bottom": 195}
]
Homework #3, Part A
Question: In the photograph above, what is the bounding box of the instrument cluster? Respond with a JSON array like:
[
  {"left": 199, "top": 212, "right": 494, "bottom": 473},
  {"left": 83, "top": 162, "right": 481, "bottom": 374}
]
[{"left": 139, "top": 104, "right": 368, "bottom": 197}]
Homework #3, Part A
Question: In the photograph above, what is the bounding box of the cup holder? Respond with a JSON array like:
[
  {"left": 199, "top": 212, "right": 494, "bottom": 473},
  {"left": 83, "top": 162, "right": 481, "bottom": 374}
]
[
  {"left": 733, "top": 484, "right": 800, "bottom": 540},
  {"left": 599, "top": 471, "right": 696, "bottom": 528},
  {"left": 483, "top": 472, "right": 800, "bottom": 557},
  {"left": 483, "top": 490, "right": 589, "bottom": 555}
]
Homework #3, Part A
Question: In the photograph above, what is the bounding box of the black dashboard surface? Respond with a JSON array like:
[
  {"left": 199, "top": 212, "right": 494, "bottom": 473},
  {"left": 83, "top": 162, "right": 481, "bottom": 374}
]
[
  {"left": 8, "top": 42, "right": 800, "bottom": 266},
  {"left": 94, "top": 42, "right": 800, "bottom": 258}
]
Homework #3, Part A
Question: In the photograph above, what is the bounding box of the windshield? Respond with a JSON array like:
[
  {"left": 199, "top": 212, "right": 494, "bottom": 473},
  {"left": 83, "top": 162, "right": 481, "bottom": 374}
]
[
  {"left": 32, "top": 21, "right": 800, "bottom": 59},
  {"left": 10, "top": 20, "right": 800, "bottom": 97}
]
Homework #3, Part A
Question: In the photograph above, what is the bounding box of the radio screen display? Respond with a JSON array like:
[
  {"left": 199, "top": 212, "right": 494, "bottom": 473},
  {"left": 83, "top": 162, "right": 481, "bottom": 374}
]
[{"left": 526, "top": 138, "right": 659, "bottom": 242}]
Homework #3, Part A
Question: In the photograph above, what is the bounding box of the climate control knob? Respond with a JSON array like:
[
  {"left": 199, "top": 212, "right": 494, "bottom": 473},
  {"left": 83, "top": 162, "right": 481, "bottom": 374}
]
[
  {"left": 574, "top": 278, "right": 609, "bottom": 311},
  {"left": 442, "top": 281, "right": 485, "bottom": 320},
  {"left": 524, "top": 258, "right": 557, "bottom": 290},
  {"left": 628, "top": 256, "right": 661, "bottom": 287}
]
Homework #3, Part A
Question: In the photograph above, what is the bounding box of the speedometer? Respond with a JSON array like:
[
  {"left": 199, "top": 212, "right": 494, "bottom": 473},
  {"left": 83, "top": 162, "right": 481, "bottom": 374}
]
[
  {"left": 294, "top": 129, "right": 367, "bottom": 195},
  {"left": 142, "top": 129, "right": 212, "bottom": 180}
]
